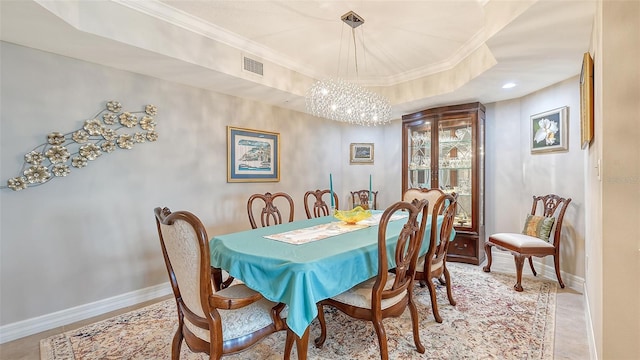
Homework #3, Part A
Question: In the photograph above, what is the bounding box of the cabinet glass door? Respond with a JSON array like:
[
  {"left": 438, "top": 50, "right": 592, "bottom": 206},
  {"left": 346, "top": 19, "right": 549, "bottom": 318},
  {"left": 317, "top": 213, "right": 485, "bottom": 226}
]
[
  {"left": 402, "top": 102, "right": 485, "bottom": 265},
  {"left": 438, "top": 117, "right": 473, "bottom": 229},
  {"left": 407, "top": 122, "right": 433, "bottom": 189}
]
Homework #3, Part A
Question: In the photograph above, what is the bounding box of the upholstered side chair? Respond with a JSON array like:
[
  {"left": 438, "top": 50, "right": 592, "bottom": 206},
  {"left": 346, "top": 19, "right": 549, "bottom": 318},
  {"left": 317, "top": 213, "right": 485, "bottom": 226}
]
[
  {"left": 483, "top": 194, "right": 572, "bottom": 291},
  {"left": 312, "top": 199, "right": 429, "bottom": 360},
  {"left": 303, "top": 189, "right": 339, "bottom": 219},
  {"left": 154, "top": 207, "right": 290, "bottom": 359}
]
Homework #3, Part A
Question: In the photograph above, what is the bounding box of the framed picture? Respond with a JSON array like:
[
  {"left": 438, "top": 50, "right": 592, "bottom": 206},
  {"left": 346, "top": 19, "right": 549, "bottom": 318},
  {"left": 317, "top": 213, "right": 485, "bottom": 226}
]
[
  {"left": 350, "top": 143, "right": 374, "bottom": 164},
  {"left": 580, "top": 52, "right": 594, "bottom": 149},
  {"left": 227, "top": 126, "right": 280, "bottom": 182},
  {"left": 530, "top": 106, "right": 568, "bottom": 154}
]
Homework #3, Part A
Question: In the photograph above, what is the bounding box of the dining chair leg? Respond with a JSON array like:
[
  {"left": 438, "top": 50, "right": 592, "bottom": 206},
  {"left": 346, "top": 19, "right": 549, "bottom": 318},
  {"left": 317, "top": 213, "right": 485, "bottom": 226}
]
[
  {"left": 553, "top": 254, "right": 565, "bottom": 288},
  {"left": 528, "top": 256, "right": 537, "bottom": 276},
  {"left": 371, "top": 317, "right": 389, "bottom": 360},
  {"left": 513, "top": 255, "right": 525, "bottom": 292},
  {"left": 171, "top": 328, "right": 183, "bottom": 360},
  {"left": 482, "top": 242, "right": 493, "bottom": 272},
  {"left": 443, "top": 265, "right": 456, "bottom": 306},
  {"left": 408, "top": 293, "right": 426, "bottom": 354},
  {"left": 426, "top": 278, "right": 443, "bottom": 323},
  {"left": 314, "top": 304, "right": 327, "bottom": 348}
]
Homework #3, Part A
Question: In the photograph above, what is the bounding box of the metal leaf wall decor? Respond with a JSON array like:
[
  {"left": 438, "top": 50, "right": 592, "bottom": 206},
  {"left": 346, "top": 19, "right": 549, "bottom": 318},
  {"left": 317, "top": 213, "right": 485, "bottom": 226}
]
[{"left": 2, "top": 101, "right": 159, "bottom": 191}]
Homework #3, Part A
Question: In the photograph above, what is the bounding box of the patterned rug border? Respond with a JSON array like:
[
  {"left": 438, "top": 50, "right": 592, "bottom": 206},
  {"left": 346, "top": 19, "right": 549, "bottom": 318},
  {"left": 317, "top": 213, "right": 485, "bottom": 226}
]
[{"left": 40, "top": 263, "right": 557, "bottom": 360}]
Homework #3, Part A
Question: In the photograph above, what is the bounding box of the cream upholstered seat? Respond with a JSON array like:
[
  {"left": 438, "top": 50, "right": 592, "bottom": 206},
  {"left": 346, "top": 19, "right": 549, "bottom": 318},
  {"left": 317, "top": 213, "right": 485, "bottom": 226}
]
[
  {"left": 312, "top": 200, "right": 429, "bottom": 360},
  {"left": 487, "top": 233, "right": 556, "bottom": 250},
  {"left": 183, "top": 284, "right": 284, "bottom": 342},
  {"left": 483, "top": 194, "right": 572, "bottom": 292},
  {"left": 154, "top": 207, "right": 290, "bottom": 359},
  {"left": 330, "top": 276, "right": 408, "bottom": 309}
]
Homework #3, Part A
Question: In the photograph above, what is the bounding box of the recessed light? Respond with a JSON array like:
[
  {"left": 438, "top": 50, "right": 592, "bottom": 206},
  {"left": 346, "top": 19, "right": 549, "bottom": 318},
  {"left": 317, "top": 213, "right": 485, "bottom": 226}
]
[{"left": 502, "top": 82, "right": 516, "bottom": 89}]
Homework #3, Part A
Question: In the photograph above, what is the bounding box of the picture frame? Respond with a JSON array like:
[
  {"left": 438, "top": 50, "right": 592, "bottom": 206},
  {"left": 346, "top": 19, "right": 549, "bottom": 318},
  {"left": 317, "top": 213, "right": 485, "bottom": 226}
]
[
  {"left": 580, "top": 52, "right": 594, "bottom": 149},
  {"left": 227, "top": 126, "right": 280, "bottom": 182},
  {"left": 350, "top": 143, "right": 374, "bottom": 164},
  {"left": 530, "top": 106, "right": 568, "bottom": 154}
]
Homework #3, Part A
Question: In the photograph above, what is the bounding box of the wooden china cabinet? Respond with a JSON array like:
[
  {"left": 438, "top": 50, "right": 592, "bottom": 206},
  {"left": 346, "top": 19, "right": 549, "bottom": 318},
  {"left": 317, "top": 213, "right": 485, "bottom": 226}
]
[{"left": 401, "top": 102, "right": 485, "bottom": 265}]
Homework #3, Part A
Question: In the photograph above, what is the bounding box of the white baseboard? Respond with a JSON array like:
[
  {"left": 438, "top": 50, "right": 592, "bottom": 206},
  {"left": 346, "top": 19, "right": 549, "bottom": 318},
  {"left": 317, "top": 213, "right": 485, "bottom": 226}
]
[
  {"left": 0, "top": 282, "right": 172, "bottom": 344},
  {"left": 483, "top": 252, "right": 585, "bottom": 293},
  {"left": 583, "top": 283, "right": 598, "bottom": 360}
]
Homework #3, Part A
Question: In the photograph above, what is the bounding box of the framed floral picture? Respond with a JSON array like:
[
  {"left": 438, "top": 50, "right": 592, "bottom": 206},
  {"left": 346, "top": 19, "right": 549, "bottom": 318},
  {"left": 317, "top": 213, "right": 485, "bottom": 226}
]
[
  {"left": 530, "top": 106, "right": 568, "bottom": 154},
  {"left": 227, "top": 126, "right": 280, "bottom": 182},
  {"left": 350, "top": 143, "right": 374, "bottom": 164}
]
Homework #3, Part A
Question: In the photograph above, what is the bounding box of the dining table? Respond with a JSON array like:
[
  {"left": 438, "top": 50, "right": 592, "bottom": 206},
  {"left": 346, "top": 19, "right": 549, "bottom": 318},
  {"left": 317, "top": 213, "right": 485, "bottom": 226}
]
[{"left": 209, "top": 210, "right": 453, "bottom": 359}]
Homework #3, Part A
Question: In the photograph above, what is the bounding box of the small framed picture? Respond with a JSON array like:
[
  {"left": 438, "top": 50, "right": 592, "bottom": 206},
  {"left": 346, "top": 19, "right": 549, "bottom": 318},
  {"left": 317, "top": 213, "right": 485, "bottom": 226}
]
[
  {"left": 530, "top": 107, "right": 568, "bottom": 154},
  {"left": 350, "top": 143, "right": 374, "bottom": 164},
  {"left": 227, "top": 126, "right": 280, "bottom": 182}
]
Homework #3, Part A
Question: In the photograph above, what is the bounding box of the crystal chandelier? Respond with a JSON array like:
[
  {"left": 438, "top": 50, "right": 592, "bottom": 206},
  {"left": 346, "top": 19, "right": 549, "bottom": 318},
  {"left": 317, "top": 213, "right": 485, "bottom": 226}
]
[{"left": 306, "top": 11, "right": 392, "bottom": 126}]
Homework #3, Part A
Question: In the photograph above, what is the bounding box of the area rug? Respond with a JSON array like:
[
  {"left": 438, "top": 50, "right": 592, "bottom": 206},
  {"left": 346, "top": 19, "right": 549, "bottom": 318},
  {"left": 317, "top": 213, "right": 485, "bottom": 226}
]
[{"left": 40, "top": 263, "right": 556, "bottom": 359}]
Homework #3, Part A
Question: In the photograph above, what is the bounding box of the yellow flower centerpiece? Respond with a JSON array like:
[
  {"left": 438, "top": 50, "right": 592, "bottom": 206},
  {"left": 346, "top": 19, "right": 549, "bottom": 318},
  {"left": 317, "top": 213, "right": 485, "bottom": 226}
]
[{"left": 334, "top": 206, "right": 372, "bottom": 225}]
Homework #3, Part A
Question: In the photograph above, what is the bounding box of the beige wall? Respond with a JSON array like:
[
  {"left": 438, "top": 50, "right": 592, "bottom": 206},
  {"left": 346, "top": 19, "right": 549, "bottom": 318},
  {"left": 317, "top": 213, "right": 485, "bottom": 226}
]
[
  {"left": 485, "top": 77, "right": 586, "bottom": 281},
  {"left": 0, "top": 39, "right": 591, "bottom": 342},
  {"left": 588, "top": 1, "right": 640, "bottom": 358},
  {"left": 0, "top": 41, "right": 400, "bottom": 329}
]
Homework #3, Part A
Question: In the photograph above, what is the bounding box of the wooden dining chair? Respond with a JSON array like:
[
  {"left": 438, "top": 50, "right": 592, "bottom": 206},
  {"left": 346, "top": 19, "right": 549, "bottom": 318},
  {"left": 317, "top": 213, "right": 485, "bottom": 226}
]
[
  {"left": 154, "top": 207, "right": 290, "bottom": 359},
  {"left": 483, "top": 194, "right": 572, "bottom": 291},
  {"left": 402, "top": 187, "right": 446, "bottom": 215},
  {"left": 350, "top": 189, "right": 378, "bottom": 210},
  {"left": 247, "top": 192, "right": 294, "bottom": 229},
  {"left": 313, "top": 199, "right": 429, "bottom": 360},
  {"left": 414, "top": 193, "right": 458, "bottom": 323},
  {"left": 303, "top": 189, "right": 339, "bottom": 219}
]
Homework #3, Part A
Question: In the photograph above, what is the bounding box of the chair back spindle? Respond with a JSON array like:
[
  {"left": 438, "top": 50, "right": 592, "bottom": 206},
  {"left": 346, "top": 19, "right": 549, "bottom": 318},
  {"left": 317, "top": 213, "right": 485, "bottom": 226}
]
[
  {"left": 304, "top": 189, "right": 339, "bottom": 219},
  {"left": 247, "top": 192, "right": 294, "bottom": 229},
  {"left": 350, "top": 189, "right": 378, "bottom": 210}
]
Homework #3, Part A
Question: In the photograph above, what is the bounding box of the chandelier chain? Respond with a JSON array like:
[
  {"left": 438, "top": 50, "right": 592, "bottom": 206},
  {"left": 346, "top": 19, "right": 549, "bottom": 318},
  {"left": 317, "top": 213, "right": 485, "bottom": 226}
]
[{"left": 351, "top": 27, "right": 359, "bottom": 76}]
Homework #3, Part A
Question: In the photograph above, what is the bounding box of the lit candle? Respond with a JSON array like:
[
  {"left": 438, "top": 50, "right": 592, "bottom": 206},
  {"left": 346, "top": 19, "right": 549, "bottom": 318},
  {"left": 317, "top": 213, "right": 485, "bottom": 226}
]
[
  {"left": 369, "top": 174, "right": 372, "bottom": 204},
  {"left": 330, "top": 173, "right": 334, "bottom": 207}
]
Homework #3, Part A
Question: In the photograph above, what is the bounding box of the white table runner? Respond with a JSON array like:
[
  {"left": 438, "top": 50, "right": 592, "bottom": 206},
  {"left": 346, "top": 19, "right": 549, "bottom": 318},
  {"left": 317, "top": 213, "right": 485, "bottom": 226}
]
[{"left": 264, "top": 213, "right": 408, "bottom": 245}]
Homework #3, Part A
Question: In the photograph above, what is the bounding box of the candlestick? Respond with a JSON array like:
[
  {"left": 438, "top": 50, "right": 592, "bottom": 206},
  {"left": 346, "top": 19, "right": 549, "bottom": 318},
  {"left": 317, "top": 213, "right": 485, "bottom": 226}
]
[
  {"left": 369, "top": 174, "right": 372, "bottom": 204},
  {"left": 330, "top": 173, "right": 334, "bottom": 207}
]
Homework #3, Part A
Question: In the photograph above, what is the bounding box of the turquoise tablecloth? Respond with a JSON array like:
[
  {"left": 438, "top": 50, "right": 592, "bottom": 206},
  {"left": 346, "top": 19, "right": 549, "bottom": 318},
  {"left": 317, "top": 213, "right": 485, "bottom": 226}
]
[{"left": 210, "top": 212, "right": 453, "bottom": 337}]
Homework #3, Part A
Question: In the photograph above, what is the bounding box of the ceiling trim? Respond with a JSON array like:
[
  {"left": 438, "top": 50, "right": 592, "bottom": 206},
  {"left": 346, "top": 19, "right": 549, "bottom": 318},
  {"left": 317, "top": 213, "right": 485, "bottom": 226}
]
[
  {"left": 116, "top": 0, "right": 495, "bottom": 87},
  {"left": 115, "top": 0, "right": 325, "bottom": 80}
]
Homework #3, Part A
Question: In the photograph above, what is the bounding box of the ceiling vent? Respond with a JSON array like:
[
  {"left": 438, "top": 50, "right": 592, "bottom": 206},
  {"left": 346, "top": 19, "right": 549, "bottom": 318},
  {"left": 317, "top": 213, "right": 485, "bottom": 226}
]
[{"left": 243, "top": 56, "right": 263, "bottom": 76}]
